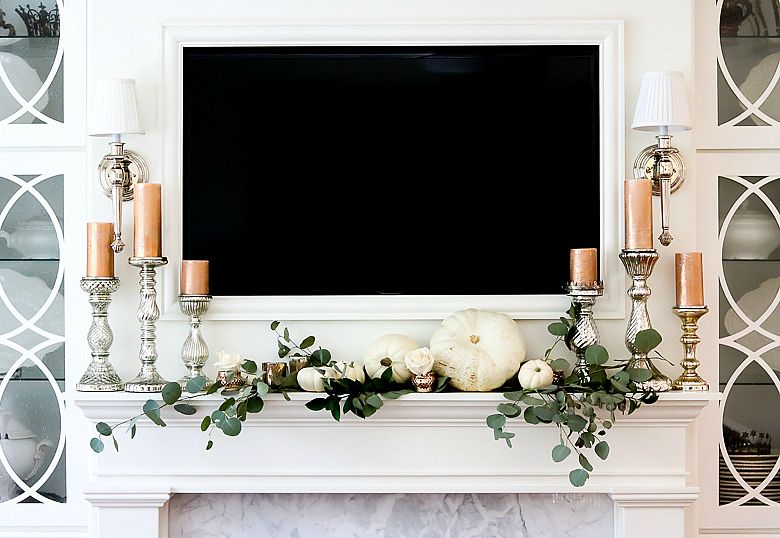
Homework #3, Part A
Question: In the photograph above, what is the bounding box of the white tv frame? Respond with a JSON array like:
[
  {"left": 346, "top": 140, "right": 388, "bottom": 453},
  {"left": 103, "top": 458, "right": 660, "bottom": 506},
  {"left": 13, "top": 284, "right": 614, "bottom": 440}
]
[{"left": 160, "top": 20, "right": 625, "bottom": 320}]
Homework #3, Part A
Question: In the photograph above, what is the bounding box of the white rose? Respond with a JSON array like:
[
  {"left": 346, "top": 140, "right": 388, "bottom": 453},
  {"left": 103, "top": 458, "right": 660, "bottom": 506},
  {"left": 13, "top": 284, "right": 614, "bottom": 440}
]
[
  {"left": 404, "top": 347, "right": 435, "bottom": 376},
  {"left": 213, "top": 351, "right": 244, "bottom": 371},
  {"left": 518, "top": 359, "right": 554, "bottom": 389}
]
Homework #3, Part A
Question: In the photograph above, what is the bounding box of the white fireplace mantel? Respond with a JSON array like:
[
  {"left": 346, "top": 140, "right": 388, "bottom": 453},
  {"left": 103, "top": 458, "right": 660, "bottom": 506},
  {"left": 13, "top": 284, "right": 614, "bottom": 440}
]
[{"left": 74, "top": 392, "right": 714, "bottom": 538}]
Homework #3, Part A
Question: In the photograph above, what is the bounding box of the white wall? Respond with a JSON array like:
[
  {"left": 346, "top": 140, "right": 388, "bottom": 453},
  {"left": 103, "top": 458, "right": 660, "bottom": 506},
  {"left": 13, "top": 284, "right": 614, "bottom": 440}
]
[{"left": 84, "top": 0, "right": 696, "bottom": 386}]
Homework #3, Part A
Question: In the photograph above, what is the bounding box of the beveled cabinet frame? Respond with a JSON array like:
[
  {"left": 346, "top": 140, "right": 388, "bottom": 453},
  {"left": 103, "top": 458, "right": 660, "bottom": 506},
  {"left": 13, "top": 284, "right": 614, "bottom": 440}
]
[{"left": 159, "top": 21, "right": 625, "bottom": 320}]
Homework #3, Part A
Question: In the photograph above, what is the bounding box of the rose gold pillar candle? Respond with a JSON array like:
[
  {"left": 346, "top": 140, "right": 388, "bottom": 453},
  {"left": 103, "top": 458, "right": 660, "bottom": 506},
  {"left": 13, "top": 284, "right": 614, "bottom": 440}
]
[
  {"left": 624, "top": 179, "right": 654, "bottom": 249},
  {"left": 86, "top": 222, "right": 114, "bottom": 277},
  {"left": 134, "top": 183, "right": 162, "bottom": 257},
  {"left": 675, "top": 252, "right": 704, "bottom": 307},
  {"left": 180, "top": 260, "right": 209, "bottom": 295},
  {"left": 570, "top": 248, "right": 598, "bottom": 285}
]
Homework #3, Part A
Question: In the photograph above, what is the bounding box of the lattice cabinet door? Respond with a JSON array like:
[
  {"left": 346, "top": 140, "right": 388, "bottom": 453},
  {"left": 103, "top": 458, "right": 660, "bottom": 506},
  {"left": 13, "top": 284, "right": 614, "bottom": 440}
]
[
  {"left": 698, "top": 153, "right": 780, "bottom": 533},
  {"left": 0, "top": 152, "right": 87, "bottom": 532},
  {"left": 0, "top": 0, "right": 85, "bottom": 146},
  {"left": 696, "top": 0, "right": 780, "bottom": 148}
]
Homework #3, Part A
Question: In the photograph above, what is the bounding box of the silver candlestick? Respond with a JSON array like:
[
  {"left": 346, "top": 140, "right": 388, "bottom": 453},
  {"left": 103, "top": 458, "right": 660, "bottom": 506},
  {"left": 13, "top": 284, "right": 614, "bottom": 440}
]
[
  {"left": 178, "top": 294, "right": 213, "bottom": 389},
  {"left": 566, "top": 282, "right": 604, "bottom": 383},
  {"left": 77, "top": 277, "right": 124, "bottom": 391},
  {"left": 619, "top": 249, "right": 672, "bottom": 392},
  {"left": 125, "top": 257, "right": 170, "bottom": 392}
]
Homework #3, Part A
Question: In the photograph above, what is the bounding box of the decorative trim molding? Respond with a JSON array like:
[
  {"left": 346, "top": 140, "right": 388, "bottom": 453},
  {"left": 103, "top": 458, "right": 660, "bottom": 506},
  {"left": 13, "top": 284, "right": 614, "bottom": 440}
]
[{"left": 159, "top": 19, "right": 625, "bottom": 320}]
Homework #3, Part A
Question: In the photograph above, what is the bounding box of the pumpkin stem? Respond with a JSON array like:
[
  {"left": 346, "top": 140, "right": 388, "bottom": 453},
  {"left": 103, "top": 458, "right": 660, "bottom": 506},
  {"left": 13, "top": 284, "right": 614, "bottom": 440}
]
[
  {"left": 469, "top": 335, "right": 480, "bottom": 344},
  {"left": 534, "top": 367, "right": 541, "bottom": 373},
  {"left": 380, "top": 358, "right": 392, "bottom": 367}
]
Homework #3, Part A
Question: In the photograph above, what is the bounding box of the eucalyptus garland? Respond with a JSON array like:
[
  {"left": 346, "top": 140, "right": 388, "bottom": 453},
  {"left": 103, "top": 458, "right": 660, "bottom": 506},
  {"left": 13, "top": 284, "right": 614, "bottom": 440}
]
[{"left": 89, "top": 317, "right": 665, "bottom": 488}]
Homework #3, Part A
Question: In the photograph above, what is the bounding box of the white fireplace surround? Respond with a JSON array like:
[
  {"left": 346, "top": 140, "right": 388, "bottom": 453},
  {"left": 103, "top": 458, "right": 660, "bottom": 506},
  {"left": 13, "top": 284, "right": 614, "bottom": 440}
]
[
  {"left": 157, "top": 20, "right": 625, "bottom": 321},
  {"left": 75, "top": 392, "right": 712, "bottom": 538}
]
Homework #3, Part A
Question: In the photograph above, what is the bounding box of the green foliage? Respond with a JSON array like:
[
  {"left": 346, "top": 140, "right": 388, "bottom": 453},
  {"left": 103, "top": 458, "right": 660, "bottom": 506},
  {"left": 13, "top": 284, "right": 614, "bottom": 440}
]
[
  {"left": 90, "top": 437, "right": 104, "bottom": 453},
  {"left": 186, "top": 376, "right": 207, "bottom": 394},
  {"left": 486, "top": 307, "right": 663, "bottom": 487},
  {"left": 161, "top": 383, "right": 182, "bottom": 405},
  {"left": 634, "top": 329, "right": 662, "bottom": 354}
]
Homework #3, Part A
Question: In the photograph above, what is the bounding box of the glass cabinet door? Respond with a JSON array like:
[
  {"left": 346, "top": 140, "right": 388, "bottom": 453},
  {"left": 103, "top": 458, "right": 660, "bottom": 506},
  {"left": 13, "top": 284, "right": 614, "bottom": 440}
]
[
  {"left": 718, "top": 174, "right": 780, "bottom": 507},
  {"left": 0, "top": 169, "right": 64, "bottom": 504},
  {"left": 0, "top": 0, "right": 84, "bottom": 146}
]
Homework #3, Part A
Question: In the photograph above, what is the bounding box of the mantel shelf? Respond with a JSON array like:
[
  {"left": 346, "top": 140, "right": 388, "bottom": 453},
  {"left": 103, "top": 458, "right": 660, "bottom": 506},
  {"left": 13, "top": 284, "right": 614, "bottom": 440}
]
[{"left": 73, "top": 391, "right": 717, "bottom": 427}]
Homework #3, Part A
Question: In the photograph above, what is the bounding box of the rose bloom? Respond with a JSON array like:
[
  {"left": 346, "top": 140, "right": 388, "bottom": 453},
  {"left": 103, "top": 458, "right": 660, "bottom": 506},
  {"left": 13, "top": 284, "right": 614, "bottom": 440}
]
[{"left": 404, "top": 347, "right": 435, "bottom": 375}]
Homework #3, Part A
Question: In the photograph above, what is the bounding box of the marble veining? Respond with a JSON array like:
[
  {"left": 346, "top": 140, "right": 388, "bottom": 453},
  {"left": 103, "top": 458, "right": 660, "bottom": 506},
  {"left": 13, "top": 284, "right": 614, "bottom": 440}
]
[{"left": 168, "top": 493, "right": 613, "bottom": 538}]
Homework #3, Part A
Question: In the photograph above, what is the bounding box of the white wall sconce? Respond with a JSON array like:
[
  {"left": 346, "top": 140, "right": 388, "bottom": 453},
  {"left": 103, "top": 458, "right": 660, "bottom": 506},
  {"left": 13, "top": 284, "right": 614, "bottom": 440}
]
[
  {"left": 631, "top": 71, "right": 692, "bottom": 247},
  {"left": 89, "top": 78, "right": 149, "bottom": 253}
]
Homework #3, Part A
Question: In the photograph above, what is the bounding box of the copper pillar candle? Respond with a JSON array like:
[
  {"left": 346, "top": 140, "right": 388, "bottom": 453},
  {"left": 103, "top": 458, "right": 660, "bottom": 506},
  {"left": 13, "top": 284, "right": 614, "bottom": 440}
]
[
  {"left": 675, "top": 252, "right": 704, "bottom": 307},
  {"left": 86, "top": 222, "right": 115, "bottom": 277},
  {"left": 624, "top": 179, "right": 654, "bottom": 249},
  {"left": 133, "top": 183, "right": 162, "bottom": 257},
  {"left": 181, "top": 260, "right": 209, "bottom": 295},
  {"left": 570, "top": 248, "right": 598, "bottom": 286}
]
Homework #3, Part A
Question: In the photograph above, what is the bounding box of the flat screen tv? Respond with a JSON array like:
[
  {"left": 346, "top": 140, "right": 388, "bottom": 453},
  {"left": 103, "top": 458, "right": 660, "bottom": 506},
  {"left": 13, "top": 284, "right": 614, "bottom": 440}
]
[{"left": 183, "top": 45, "right": 600, "bottom": 296}]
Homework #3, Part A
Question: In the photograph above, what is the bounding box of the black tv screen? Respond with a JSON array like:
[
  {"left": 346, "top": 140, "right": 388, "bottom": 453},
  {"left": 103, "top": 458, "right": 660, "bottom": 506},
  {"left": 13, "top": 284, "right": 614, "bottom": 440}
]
[{"left": 183, "top": 46, "right": 600, "bottom": 296}]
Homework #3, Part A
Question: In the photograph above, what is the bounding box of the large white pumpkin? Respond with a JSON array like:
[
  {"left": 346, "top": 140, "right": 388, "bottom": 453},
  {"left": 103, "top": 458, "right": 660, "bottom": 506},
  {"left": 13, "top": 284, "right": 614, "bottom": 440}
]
[
  {"left": 430, "top": 309, "right": 526, "bottom": 392},
  {"left": 364, "top": 334, "right": 418, "bottom": 383}
]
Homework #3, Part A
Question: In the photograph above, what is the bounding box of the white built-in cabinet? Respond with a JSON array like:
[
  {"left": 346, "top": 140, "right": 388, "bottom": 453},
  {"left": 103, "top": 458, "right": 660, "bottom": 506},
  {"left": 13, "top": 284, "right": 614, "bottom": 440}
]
[
  {"left": 0, "top": 0, "right": 88, "bottom": 535},
  {"left": 696, "top": 0, "right": 780, "bottom": 534}
]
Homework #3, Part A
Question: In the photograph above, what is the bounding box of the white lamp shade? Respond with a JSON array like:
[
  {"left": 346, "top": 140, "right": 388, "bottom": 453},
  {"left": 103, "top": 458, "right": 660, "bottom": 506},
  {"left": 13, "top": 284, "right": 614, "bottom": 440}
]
[
  {"left": 89, "top": 78, "right": 144, "bottom": 137},
  {"left": 632, "top": 71, "right": 691, "bottom": 132}
]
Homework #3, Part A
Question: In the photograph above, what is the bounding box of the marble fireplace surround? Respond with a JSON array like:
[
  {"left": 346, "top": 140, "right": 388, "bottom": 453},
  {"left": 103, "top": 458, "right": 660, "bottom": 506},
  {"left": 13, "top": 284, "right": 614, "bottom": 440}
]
[{"left": 75, "top": 392, "right": 712, "bottom": 538}]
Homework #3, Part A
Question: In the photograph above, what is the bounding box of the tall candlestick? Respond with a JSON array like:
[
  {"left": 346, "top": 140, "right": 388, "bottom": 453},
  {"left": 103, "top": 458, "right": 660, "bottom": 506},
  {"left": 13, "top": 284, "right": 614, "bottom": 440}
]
[
  {"left": 675, "top": 252, "right": 704, "bottom": 307},
  {"left": 181, "top": 260, "right": 209, "bottom": 295},
  {"left": 86, "top": 222, "right": 114, "bottom": 277},
  {"left": 624, "top": 179, "right": 654, "bottom": 249},
  {"left": 134, "top": 183, "right": 162, "bottom": 257},
  {"left": 570, "top": 248, "right": 598, "bottom": 286}
]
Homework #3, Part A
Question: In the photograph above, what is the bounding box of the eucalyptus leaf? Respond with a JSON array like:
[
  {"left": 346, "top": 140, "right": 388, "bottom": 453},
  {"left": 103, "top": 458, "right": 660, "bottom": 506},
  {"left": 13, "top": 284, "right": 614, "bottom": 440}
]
[
  {"left": 533, "top": 406, "right": 554, "bottom": 422},
  {"left": 186, "top": 376, "right": 207, "bottom": 394},
  {"left": 255, "top": 382, "right": 270, "bottom": 397},
  {"left": 220, "top": 417, "right": 242, "bottom": 436},
  {"left": 113, "top": 437, "right": 119, "bottom": 452},
  {"left": 634, "top": 328, "right": 662, "bottom": 353},
  {"left": 96, "top": 422, "right": 112, "bottom": 436},
  {"left": 278, "top": 344, "right": 291, "bottom": 358},
  {"left": 90, "top": 437, "right": 104, "bottom": 453},
  {"left": 310, "top": 348, "right": 331, "bottom": 367},
  {"left": 613, "top": 371, "right": 630, "bottom": 385},
  {"left": 161, "top": 383, "right": 182, "bottom": 405},
  {"left": 627, "top": 368, "right": 653, "bottom": 382},
  {"left": 569, "top": 468, "right": 589, "bottom": 487},
  {"left": 143, "top": 400, "right": 166, "bottom": 427},
  {"left": 242, "top": 360, "right": 258, "bottom": 374},
  {"left": 550, "top": 358, "right": 570, "bottom": 371},
  {"left": 174, "top": 403, "right": 197, "bottom": 415},
  {"left": 218, "top": 397, "right": 236, "bottom": 412},
  {"left": 247, "top": 396, "right": 264, "bottom": 413},
  {"left": 283, "top": 327, "right": 290, "bottom": 341},
  {"left": 548, "top": 322, "right": 569, "bottom": 336},
  {"left": 585, "top": 345, "right": 609, "bottom": 365},
  {"left": 579, "top": 453, "right": 593, "bottom": 472},
  {"left": 200, "top": 416, "right": 211, "bottom": 431},
  {"left": 552, "top": 444, "right": 571, "bottom": 462},
  {"left": 503, "top": 390, "right": 525, "bottom": 401},
  {"left": 206, "top": 381, "right": 222, "bottom": 395},
  {"left": 130, "top": 424, "right": 137, "bottom": 439},
  {"left": 595, "top": 441, "right": 610, "bottom": 460},
  {"left": 566, "top": 414, "right": 588, "bottom": 432},
  {"left": 497, "top": 403, "right": 521, "bottom": 418},
  {"left": 270, "top": 321, "right": 280, "bottom": 330},
  {"left": 523, "top": 406, "right": 540, "bottom": 424},
  {"left": 300, "top": 336, "right": 316, "bottom": 349},
  {"left": 486, "top": 414, "right": 506, "bottom": 429},
  {"left": 366, "top": 394, "right": 384, "bottom": 409},
  {"left": 306, "top": 398, "right": 328, "bottom": 411}
]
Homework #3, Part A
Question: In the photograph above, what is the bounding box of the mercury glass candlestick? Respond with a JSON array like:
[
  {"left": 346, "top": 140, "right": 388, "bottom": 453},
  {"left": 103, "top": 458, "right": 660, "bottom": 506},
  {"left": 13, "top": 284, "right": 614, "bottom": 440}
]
[
  {"left": 178, "top": 294, "right": 213, "bottom": 389},
  {"left": 125, "top": 256, "right": 170, "bottom": 392},
  {"left": 566, "top": 282, "right": 604, "bottom": 383},
  {"left": 77, "top": 277, "right": 124, "bottom": 391},
  {"left": 619, "top": 249, "right": 672, "bottom": 392},
  {"left": 671, "top": 306, "right": 709, "bottom": 391}
]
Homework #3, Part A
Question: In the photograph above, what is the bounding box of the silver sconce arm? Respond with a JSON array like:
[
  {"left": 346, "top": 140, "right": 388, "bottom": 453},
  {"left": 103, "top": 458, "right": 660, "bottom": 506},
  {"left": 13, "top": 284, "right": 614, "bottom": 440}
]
[
  {"left": 97, "top": 139, "right": 149, "bottom": 253},
  {"left": 632, "top": 132, "right": 686, "bottom": 247}
]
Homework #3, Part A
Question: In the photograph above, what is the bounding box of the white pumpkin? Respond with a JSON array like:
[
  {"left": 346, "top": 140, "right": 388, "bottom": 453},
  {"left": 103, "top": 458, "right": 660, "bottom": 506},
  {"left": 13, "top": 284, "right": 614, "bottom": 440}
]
[
  {"left": 364, "top": 334, "right": 418, "bottom": 383},
  {"left": 296, "top": 366, "right": 339, "bottom": 392},
  {"left": 518, "top": 359, "right": 554, "bottom": 389},
  {"left": 430, "top": 309, "right": 526, "bottom": 392},
  {"left": 334, "top": 361, "right": 366, "bottom": 383}
]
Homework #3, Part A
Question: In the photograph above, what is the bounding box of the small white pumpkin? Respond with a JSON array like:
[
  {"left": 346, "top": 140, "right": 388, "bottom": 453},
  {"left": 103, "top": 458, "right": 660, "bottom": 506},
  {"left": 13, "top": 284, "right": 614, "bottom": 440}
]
[
  {"left": 334, "top": 361, "right": 366, "bottom": 383},
  {"left": 364, "top": 334, "right": 418, "bottom": 383},
  {"left": 518, "top": 359, "right": 554, "bottom": 390},
  {"left": 296, "top": 366, "right": 339, "bottom": 392},
  {"left": 430, "top": 309, "right": 526, "bottom": 392}
]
